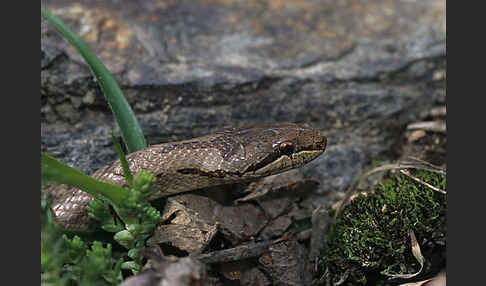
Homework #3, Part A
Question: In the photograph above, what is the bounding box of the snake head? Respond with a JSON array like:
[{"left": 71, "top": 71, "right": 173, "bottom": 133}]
[{"left": 220, "top": 123, "right": 327, "bottom": 178}]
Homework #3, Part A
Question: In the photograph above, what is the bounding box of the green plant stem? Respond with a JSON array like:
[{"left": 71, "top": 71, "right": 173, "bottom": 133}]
[{"left": 112, "top": 134, "right": 133, "bottom": 186}]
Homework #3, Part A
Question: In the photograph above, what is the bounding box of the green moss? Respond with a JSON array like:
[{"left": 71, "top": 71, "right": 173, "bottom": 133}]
[{"left": 314, "top": 169, "right": 446, "bottom": 285}]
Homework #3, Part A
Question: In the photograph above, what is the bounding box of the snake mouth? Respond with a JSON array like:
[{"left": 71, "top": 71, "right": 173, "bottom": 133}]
[
  {"left": 244, "top": 148, "right": 324, "bottom": 176},
  {"left": 244, "top": 151, "right": 281, "bottom": 173}
]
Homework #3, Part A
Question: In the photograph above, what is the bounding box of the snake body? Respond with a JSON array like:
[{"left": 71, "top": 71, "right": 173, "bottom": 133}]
[{"left": 51, "top": 123, "right": 326, "bottom": 231}]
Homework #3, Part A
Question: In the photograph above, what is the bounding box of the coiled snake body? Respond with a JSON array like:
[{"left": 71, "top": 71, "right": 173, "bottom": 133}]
[{"left": 51, "top": 123, "right": 326, "bottom": 231}]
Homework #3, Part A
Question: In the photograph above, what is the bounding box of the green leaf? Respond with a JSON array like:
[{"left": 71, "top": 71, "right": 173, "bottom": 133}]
[
  {"left": 41, "top": 153, "right": 126, "bottom": 206},
  {"left": 121, "top": 261, "right": 141, "bottom": 272}
]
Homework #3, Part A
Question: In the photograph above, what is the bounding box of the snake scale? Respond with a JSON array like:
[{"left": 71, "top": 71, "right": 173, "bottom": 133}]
[{"left": 51, "top": 123, "right": 327, "bottom": 231}]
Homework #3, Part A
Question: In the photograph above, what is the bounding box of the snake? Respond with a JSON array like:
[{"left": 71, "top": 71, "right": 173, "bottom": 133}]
[{"left": 50, "top": 123, "right": 327, "bottom": 231}]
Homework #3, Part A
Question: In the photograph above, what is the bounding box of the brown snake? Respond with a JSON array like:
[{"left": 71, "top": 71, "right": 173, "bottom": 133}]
[{"left": 51, "top": 123, "right": 327, "bottom": 231}]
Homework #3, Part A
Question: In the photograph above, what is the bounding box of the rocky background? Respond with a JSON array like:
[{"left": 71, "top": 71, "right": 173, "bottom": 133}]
[{"left": 41, "top": 0, "right": 446, "bottom": 285}]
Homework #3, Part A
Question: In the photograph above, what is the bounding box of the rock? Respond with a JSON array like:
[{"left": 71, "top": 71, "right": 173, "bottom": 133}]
[
  {"left": 241, "top": 267, "right": 272, "bottom": 286},
  {"left": 120, "top": 255, "right": 206, "bottom": 286},
  {"left": 53, "top": 102, "right": 81, "bottom": 123},
  {"left": 302, "top": 144, "right": 366, "bottom": 205},
  {"left": 258, "top": 238, "right": 311, "bottom": 285}
]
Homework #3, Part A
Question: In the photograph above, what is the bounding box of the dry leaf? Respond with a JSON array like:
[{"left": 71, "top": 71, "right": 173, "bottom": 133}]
[
  {"left": 399, "top": 279, "right": 432, "bottom": 286},
  {"left": 384, "top": 230, "right": 424, "bottom": 280}
]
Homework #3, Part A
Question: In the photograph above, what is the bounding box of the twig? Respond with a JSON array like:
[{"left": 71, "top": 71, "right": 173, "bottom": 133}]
[
  {"left": 407, "top": 120, "right": 446, "bottom": 133},
  {"left": 399, "top": 169, "right": 446, "bottom": 194},
  {"left": 194, "top": 241, "right": 270, "bottom": 264},
  {"left": 429, "top": 106, "right": 446, "bottom": 117}
]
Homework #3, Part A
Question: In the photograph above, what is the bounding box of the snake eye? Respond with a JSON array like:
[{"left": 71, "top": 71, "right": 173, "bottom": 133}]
[{"left": 279, "top": 141, "right": 295, "bottom": 156}]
